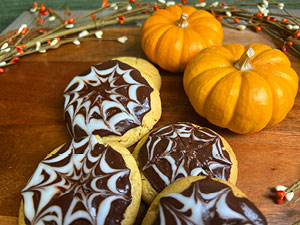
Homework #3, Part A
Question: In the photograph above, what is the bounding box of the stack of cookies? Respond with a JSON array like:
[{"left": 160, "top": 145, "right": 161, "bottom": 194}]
[{"left": 19, "top": 58, "right": 267, "bottom": 225}]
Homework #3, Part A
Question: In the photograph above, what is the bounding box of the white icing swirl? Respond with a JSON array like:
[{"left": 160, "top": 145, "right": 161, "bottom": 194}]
[
  {"left": 64, "top": 60, "right": 153, "bottom": 137},
  {"left": 140, "top": 123, "right": 232, "bottom": 191},
  {"left": 156, "top": 179, "right": 267, "bottom": 225},
  {"left": 21, "top": 135, "right": 131, "bottom": 225}
]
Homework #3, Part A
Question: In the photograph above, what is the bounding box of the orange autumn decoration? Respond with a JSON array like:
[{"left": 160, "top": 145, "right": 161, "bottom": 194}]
[
  {"left": 183, "top": 44, "right": 299, "bottom": 134},
  {"left": 141, "top": 5, "right": 223, "bottom": 72}
]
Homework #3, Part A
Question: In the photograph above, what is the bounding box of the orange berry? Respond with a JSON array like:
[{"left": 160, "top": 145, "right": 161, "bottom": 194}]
[
  {"left": 276, "top": 197, "right": 285, "bottom": 204},
  {"left": 37, "top": 18, "right": 44, "bottom": 25},
  {"left": 91, "top": 13, "right": 96, "bottom": 19},
  {"left": 11, "top": 57, "right": 20, "bottom": 64},
  {"left": 255, "top": 12, "right": 262, "bottom": 18},
  {"left": 234, "top": 17, "right": 240, "bottom": 23},
  {"left": 0, "top": 68, "right": 4, "bottom": 73},
  {"left": 68, "top": 17, "right": 74, "bottom": 24},
  {"left": 276, "top": 190, "right": 287, "bottom": 198},
  {"left": 254, "top": 26, "right": 262, "bottom": 32},
  {"left": 294, "top": 30, "right": 300, "bottom": 38},
  {"left": 39, "top": 5, "right": 46, "bottom": 13},
  {"left": 21, "top": 27, "right": 28, "bottom": 35},
  {"left": 287, "top": 41, "right": 293, "bottom": 47},
  {"left": 102, "top": 0, "right": 108, "bottom": 7}
]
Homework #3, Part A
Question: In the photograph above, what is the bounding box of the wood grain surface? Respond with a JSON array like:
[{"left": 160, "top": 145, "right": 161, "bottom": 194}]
[{"left": 0, "top": 26, "right": 300, "bottom": 225}]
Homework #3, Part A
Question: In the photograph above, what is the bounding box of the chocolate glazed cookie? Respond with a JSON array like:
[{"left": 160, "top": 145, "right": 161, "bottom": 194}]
[
  {"left": 64, "top": 58, "right": 162, "bottom": 147},
  {"left": 143, "top": 176, "right": 267, "bottom": 225},
  {"left": 19, "top": 135, "right": 141, "bottom": 225},
  {"left": 132, "top": 122, "right": 238, "bottom": 204}
]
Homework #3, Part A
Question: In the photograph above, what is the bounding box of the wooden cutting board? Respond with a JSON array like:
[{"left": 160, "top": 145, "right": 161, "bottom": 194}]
[{"left": 0, "top": 26, "right": 299, "bottom": 225}]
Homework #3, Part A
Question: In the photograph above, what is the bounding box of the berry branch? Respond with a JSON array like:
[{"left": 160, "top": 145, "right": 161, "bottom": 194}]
[
  {"left": 0, "top": 0, "right": 165, "bottom": 73},
  {"left": 196, "top": 0, "right": 300, "bottom": 56}
]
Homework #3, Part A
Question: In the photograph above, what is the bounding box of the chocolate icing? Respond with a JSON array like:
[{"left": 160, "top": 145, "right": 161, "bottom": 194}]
[
  {"left": 64, "top": 60, "right": 153, "bottom": 138},
  {"left": 154, "top": 177, "right": 267, "bottom": 225},
  {"left": 138, "top": 123, "right": 232, "bottom": 192},
  {"left": 22, "top": 135, "right": 132, "bottom": 225}
]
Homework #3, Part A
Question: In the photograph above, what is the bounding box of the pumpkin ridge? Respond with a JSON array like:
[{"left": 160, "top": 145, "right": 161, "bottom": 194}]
[
  {"left": 251, "top": 49, "right": 291, "bottom": 66},
  {"left": 229, "top": 71, "right": 273, "bottom": 133},
  {"left": 253, "top": 64, "right": 298, "bottom": 94},
  {"left": 155, "top": 26, "right": 184, "bottom": 71},
  {"left": 186, "top": 67, "right": 235, "bottom": 117},
  {"left": 246, "top": 44, "right": 272, "bottom": 56},
  {"left": 180, "top": 5, "right": 197, "bottom": 17},
  {"left": 177, "top": 30, "right": 186, "bottom": 72},
  {"left": 253, "top": 68, "right": 297, "bottom": 125},
  {"left": 179, "top": 29, "right": 207, "bottom": 71},
  {"left": 145, "top": 15, "right": 177, "bottom": 26},
  {"left": 247, "top": 70, "right": 274, "bottom": 123},
  {"left": 189, "top": 26, "right": 219, "bottom": 47},
  {"left": 204, "top": 71, "right": 242, "bottom": 127},
  {"left": 226, "top": 73, "right": 243, "bottom": 130},
  {"left": 223, "top": 44, "right": 245, "bottom": 61},
  {"left": 184, "top": 52, "right": 234, "bottom": 90},
  {"left": 153, "top": 7, "right": 180, "bottom": 21},
  {"left": 187, "top": 67, "right": 235, "bottom": 93},
  {"left": 188, "top": 18, "right": 223, "bottom": 34},
  {"left": 142, "top": 24, "right": 172, "bottom": 41},
  {"left": 142, "top": 24, "right": 174, "bottom": 61},
  {"left": 188, "top": 9, "right": 214, "bottom": 22}
]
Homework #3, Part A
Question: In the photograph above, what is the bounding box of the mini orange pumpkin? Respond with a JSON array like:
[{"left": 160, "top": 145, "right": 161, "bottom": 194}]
[
  {"left": 183, "top": 44, "right": 299, "bottom": 134},
  {"left": 141, "top": 5, "right": 223, "bottom": 72}
]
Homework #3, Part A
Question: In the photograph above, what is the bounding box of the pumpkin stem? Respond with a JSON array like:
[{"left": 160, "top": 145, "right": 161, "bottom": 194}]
[
  {"left": 234, "top": 48, "right": 255, "bottom": 71},
  {"left": 176, "top": 13, "right": 189, "bottom": 28}
]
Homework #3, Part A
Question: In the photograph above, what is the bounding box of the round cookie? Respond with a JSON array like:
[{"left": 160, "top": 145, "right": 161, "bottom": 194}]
[
  {"left": 142, "top": 176, "right": 267, "bottom": 225},
  {"left": 132, "top": 122, "right": 238, "bottom": 204},
  {"left": 64, "top": 58, "right": 162, "bottom": 147},
  {"left": 19, "top": 135, "right": 141, "bottom": 225}
]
